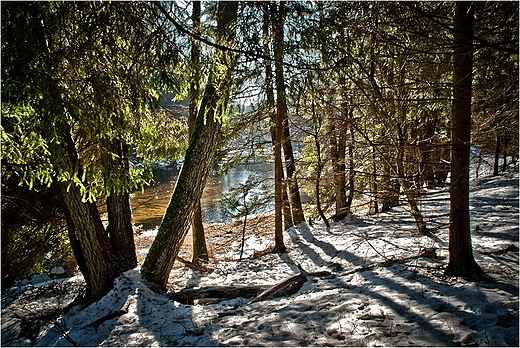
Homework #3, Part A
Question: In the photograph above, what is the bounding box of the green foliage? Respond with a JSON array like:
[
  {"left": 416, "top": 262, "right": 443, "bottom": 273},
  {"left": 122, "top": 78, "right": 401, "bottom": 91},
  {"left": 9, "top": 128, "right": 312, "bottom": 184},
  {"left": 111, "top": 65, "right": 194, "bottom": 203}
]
[
  {"left": 1, "top": 103, "right": 53, "bottom": 189},
  {"left": 135, "top": 109, "right": 189, "bottom": 164},
  {"left": 220, "top": 175, "right": 273, "bottom": 219}
]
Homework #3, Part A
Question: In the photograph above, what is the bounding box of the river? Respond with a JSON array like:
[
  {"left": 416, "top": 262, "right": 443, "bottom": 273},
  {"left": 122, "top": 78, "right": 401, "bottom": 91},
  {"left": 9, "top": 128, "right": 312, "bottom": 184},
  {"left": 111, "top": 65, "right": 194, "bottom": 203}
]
[{"left": 130, "top": 162, "right": 274, "bottom": 230}]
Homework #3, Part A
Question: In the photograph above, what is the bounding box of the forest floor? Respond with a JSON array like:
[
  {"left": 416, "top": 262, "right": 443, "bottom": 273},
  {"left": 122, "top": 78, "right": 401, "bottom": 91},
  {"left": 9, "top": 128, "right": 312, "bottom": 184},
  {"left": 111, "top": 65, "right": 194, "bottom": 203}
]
[{"left": 2, "top": 169, "right": 518, "bottom": 347}]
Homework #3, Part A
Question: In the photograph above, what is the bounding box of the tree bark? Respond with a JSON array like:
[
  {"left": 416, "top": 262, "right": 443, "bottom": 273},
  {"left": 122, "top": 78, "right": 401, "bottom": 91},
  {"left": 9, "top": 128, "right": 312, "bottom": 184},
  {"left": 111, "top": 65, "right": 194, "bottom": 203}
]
[
  {"left": 189, "top": 0, "right": 209, "bottom": 265},
  {"left": 30, "top": 7, "right": 116, "bottom": 302},
  {"left": 192, "top": 202, "right": 209, "bottom": 263},
  {"left": 169, "top": 285, "right": 272, "bottom": 305},
  {"left": 329, "top": 117, "right": 348, "bottom": 220},
  {"left": 102, "top": 138, "right": 137, "bottom": 273},
  {"left": 273, "top": 114, "right": 286, "bottom": 252},
  {"left": 396, "top": 126, "right": 428, "bottom": 235},
  {"left": 331, "top": 46, "right": 350, "bottom": 219},
  {"left": 53, "top": 125, "right": 116, "bottom": 301},
  {"left": 346, "top": 117, "right": 356, "bottom": 210},
  {"left": 63, "top": 209, "right": 91, "bottom": 290},
  {"left": 309, "top": 77, "right": 330, "bottom": 227},
  {"left": 370, "top": 145, "right": 379, "bottom": 214},
  {"left": 381, "top": 159, "right": 400, "bottom": 212},
  {"left": 142, "top": 1, "right": 239, "bottom": 291},
  {"left": 446, "top": 1, "right": 483, "bottom": 278},
  {"left": 502, "top": 133, "right": 508, "bottom": 173},
  {"left": 314, "top": 130, "right": 329, "bottom": 227},
  {"left": 494, "top": 134, "right": 501, "bottom": 176},
  {"left": 272, "top": 1, "right": 305, "bottom": 226},
  {"left": 263, "top": 3, "right": 286, "bottom": 252}
]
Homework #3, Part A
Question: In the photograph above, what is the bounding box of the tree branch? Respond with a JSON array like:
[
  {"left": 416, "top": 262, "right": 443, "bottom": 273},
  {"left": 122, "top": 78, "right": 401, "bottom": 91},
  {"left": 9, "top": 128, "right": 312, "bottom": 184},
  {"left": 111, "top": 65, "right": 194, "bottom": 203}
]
[
  {"left": 152, "top": 2, "right": 339, "bottom": 72},
  {"left": 401, "top": 2, "right": 518, "bottom": 54}
]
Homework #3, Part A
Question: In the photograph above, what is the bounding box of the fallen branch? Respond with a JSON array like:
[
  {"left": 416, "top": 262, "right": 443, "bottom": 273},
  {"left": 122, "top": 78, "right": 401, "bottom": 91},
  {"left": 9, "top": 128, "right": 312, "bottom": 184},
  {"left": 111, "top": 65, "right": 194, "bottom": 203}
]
[
  {"left": 251, "top": 264, "right": 309, "bottom": 303},
  {"left": 86, "top": 301, "right": 130, "bottom": 330}
]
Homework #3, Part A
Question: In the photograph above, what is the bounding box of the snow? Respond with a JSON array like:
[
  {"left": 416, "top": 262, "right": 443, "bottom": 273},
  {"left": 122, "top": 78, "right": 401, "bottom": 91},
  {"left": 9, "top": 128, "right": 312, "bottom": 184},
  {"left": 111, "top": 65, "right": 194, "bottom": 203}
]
[{"left": 2, "top": 170, "right": 518, "bottom": 347}]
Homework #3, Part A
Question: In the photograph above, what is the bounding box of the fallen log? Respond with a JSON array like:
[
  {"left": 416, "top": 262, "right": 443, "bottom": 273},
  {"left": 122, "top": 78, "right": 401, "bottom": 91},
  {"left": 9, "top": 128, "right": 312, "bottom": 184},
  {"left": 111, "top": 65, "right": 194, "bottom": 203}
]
[
  {"left": 168, "top": 284, "right": 272, "bottom": 305},
  {"left": 167, "top": 264, "right": 320, "bottom": 305}
]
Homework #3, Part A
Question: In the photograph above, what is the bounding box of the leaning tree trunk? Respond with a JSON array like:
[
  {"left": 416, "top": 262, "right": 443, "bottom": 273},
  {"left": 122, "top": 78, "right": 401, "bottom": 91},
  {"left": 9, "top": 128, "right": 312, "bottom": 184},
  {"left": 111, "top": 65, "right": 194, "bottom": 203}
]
[
  {"left": 396, "top": 126, "right": 428, "bottom": 235},
  {"left": 189, "top": 0, "right": 209, "bottom": 265},
  {"left": 142, "top": 1, "right": 239, "bottom": 291},
  {"left": 446, "top": 1, "right": 483, "bottom": 278},
  {"left": 272, "top": 1, "right": 305, "bottom": 226},
  {"left": 52, "top": 124, "right": 116, "bottom": 301},
  {"left": 35, "top": 17, "right": 116, "bottom": 302}
]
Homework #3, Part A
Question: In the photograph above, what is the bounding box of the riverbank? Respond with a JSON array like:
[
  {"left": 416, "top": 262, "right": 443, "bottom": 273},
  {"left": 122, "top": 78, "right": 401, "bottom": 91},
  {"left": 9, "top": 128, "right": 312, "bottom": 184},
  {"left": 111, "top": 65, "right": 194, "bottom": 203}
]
[{"left": 134, "top": 213, "right": 276, "bottom": 273}]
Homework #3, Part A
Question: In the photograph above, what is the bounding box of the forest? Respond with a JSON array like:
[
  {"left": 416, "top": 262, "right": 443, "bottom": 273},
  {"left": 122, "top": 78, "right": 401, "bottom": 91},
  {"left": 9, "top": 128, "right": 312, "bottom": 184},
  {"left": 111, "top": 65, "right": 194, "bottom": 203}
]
[{"left": 1, "top": 1, "right": 518, "bottom": 346}]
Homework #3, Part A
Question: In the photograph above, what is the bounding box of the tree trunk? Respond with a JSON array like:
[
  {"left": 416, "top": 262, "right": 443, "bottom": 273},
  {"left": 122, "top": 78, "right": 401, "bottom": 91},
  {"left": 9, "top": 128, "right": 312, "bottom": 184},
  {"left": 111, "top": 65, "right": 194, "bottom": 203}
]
[
  {"left": 331, "top": 54, "right": 349, "bottom": 219},
  {"left": 315, "top": 131, "right": 329, "bottom": 227},
  {"left": 107, "top": 191, "right": 136, "bottom": 271},
  {"left": 282, "top": 174, "right": 293, "bottom": 231},
  {"left": 370, "top": 146, "right": 379, "bottom": 214},
  {"left": 446, "top": 1, "right": 483, "bottom": 278},
  {"left": 310, "top": 84, "right": 330, "bottom": 227},
  {"left": 381, "top": 128, "right": 399, "bottom": 212},
  {"left": 273, "top": 110, "right": 286, "bottom": 252},
  {"left": 494, "top": 134, "right": 500, "bottom": 176},
  {"left": 189, "top": 0, "right": 209, "bottom": 265},
  {"left": 102, "top": 138, "right": 137, "bottom": 273},
  {"left": 53, "top": 125, "right": 116, "bottom": 301},
  {"left": 347, "top": 117, "right": 356, "bottom": 209},
  {"left": 272, "top": 1, "right": 305, "bottom": 226},
  {"left": 141, "top": 1, "right": 239, "bottom": 291},
  {"left": 381, "top": 161, "right": 400, "bottom": 213},
  {"left": 263, "top": 3, "right": 286, "bottom": 251},
  {"left": 502, "top": 133, "right": 508, "bottom": 173},
  {"left": 33, "top": 11, "right": 116, "bottom": 302},
  {"left": 329, "top": 108, "right": 349, "bottom": 220},
  {"left": 396, "top": 126, "right": 428, "bottom": 235},
  {"left": 191, "top": 202, "right": 208, "bottom": 263},
  {"left": 64, "top": 210, "right": 91, "bottom": 291},
  {"left": 169, "top": 284, "right": 271, "bottom": 305}
]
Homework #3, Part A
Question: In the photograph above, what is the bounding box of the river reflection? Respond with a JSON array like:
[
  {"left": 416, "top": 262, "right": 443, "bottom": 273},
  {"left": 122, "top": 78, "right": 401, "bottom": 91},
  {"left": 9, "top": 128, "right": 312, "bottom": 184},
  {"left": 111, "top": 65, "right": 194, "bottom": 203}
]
[{"left": 130, "top": 162, "right": 274, "bottom": 230}]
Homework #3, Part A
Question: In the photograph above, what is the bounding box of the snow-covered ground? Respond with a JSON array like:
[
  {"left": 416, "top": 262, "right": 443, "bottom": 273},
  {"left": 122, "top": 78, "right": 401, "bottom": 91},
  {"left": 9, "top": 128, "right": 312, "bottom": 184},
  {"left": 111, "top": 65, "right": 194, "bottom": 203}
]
[{"left": 2, "top": 169, "right": 518, "bottom": 347}]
